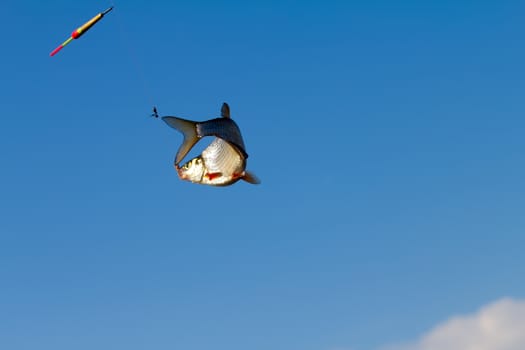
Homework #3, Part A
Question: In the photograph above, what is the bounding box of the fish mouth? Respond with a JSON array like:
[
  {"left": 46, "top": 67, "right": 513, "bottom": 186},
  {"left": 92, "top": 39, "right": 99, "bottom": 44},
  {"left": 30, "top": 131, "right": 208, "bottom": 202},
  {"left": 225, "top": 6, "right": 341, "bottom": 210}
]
[{"left": 175, "top": 164, "right": 187, "bottom": 179}]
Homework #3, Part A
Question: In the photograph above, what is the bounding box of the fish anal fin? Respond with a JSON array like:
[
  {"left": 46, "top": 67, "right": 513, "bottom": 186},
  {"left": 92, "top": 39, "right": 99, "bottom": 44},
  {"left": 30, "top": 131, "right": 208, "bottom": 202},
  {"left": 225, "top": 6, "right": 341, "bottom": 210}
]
[
  {"left": 221, "top": 103, "right": 231, "bottom": 118},
  {"left": 206, "top": 172, "right": 223, "bottom": 180},
  {"left": 241, "top": 171, "right": 261, "bottom": 185},
  {"left": 162, "top": 116, "right": 199, "bottom": 164}
]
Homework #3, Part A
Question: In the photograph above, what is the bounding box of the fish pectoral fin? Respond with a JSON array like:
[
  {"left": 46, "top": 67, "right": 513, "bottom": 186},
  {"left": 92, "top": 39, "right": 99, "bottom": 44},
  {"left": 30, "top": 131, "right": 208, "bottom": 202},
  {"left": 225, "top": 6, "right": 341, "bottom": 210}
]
[
  {"left": 162, "top": 116, "right": 199, "bottom": 164},
  {"left": 241, "top": 171, "right": 261, "bottom": 185},
  {"left": 220, "top": 103, "right": 231, "bottom": 118},
  {"left": 205, "top": 172, "right": 223, "bottom": 180}
]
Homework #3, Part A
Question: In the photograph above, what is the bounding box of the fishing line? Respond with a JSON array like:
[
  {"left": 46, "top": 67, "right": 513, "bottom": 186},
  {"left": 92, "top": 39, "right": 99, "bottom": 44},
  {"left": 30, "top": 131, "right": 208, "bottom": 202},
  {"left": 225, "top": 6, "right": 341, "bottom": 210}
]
[{"left": 108, "top": 0, "right": 157, "bottom": 112}]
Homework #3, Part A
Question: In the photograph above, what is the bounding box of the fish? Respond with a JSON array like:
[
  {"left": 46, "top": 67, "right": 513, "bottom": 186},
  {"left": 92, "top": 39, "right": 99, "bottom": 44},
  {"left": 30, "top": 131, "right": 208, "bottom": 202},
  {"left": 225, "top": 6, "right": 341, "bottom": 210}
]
[
  {"left": 162, "top": 103, "right": 248, "bottom": 165},
  {"left": 176, "top": 137, "right": 260, "bottom": 186},
  {"left": 162, "top": 102, "right": 260, "bottom": 186}
]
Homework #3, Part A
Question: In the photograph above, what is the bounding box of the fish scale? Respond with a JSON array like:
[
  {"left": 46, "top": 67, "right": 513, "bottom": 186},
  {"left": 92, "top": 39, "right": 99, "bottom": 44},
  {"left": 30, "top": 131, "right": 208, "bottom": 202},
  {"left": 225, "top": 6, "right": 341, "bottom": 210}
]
[{"left": 202, "top": 138, "right": 245, "bottom": 177}]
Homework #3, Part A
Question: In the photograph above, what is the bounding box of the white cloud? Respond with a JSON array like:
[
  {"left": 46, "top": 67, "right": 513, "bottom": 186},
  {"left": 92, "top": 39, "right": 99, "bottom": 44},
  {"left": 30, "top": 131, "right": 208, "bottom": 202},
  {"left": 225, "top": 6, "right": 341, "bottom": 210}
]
[{"left": 382, "top": 298, "right": 525, "bottom": 350}]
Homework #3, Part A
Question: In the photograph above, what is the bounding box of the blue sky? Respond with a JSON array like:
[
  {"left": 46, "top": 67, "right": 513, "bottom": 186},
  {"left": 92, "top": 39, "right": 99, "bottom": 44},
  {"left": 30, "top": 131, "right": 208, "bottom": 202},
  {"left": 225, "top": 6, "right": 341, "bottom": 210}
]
[{"left": 1, "top": 1, "right": 524, "bottom": 349}]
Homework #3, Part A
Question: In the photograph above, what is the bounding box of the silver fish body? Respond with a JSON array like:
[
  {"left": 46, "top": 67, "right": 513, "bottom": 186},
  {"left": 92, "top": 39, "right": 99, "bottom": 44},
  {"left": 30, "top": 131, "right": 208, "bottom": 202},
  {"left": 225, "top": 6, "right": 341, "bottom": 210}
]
[{"left": 176, "top": 137, "right": 259, "bottom": 186}]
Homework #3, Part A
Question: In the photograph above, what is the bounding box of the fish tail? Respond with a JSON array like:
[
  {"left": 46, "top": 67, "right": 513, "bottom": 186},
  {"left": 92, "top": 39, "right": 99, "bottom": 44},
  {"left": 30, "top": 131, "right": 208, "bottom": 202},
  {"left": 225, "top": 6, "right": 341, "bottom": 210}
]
[
  {"left": 162, "top": 117, "right": 200, "bottom": 164},
  {"left": 242, "top": 171, "right": 261, "bottom": 185}
]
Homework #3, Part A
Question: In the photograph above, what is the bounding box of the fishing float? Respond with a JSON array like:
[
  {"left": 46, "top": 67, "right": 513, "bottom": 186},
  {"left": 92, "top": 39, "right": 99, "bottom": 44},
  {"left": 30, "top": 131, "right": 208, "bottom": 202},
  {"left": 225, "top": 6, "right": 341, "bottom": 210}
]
[{"left": 50, "top": 6, "right": 113, "bottom": 56}]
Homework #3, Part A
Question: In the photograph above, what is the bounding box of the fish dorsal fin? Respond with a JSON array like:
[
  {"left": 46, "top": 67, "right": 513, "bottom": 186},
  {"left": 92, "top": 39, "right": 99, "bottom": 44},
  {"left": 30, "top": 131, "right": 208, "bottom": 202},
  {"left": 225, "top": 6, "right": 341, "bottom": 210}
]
[
  {"left": 162, "top": 116, "right": 200, "bottom": 164},
  {"left": 242, "top": 171, "right": 261, "bottom": 185},
  {"left": 221, "top": 103, "right": 231, "bottom": 118}
]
